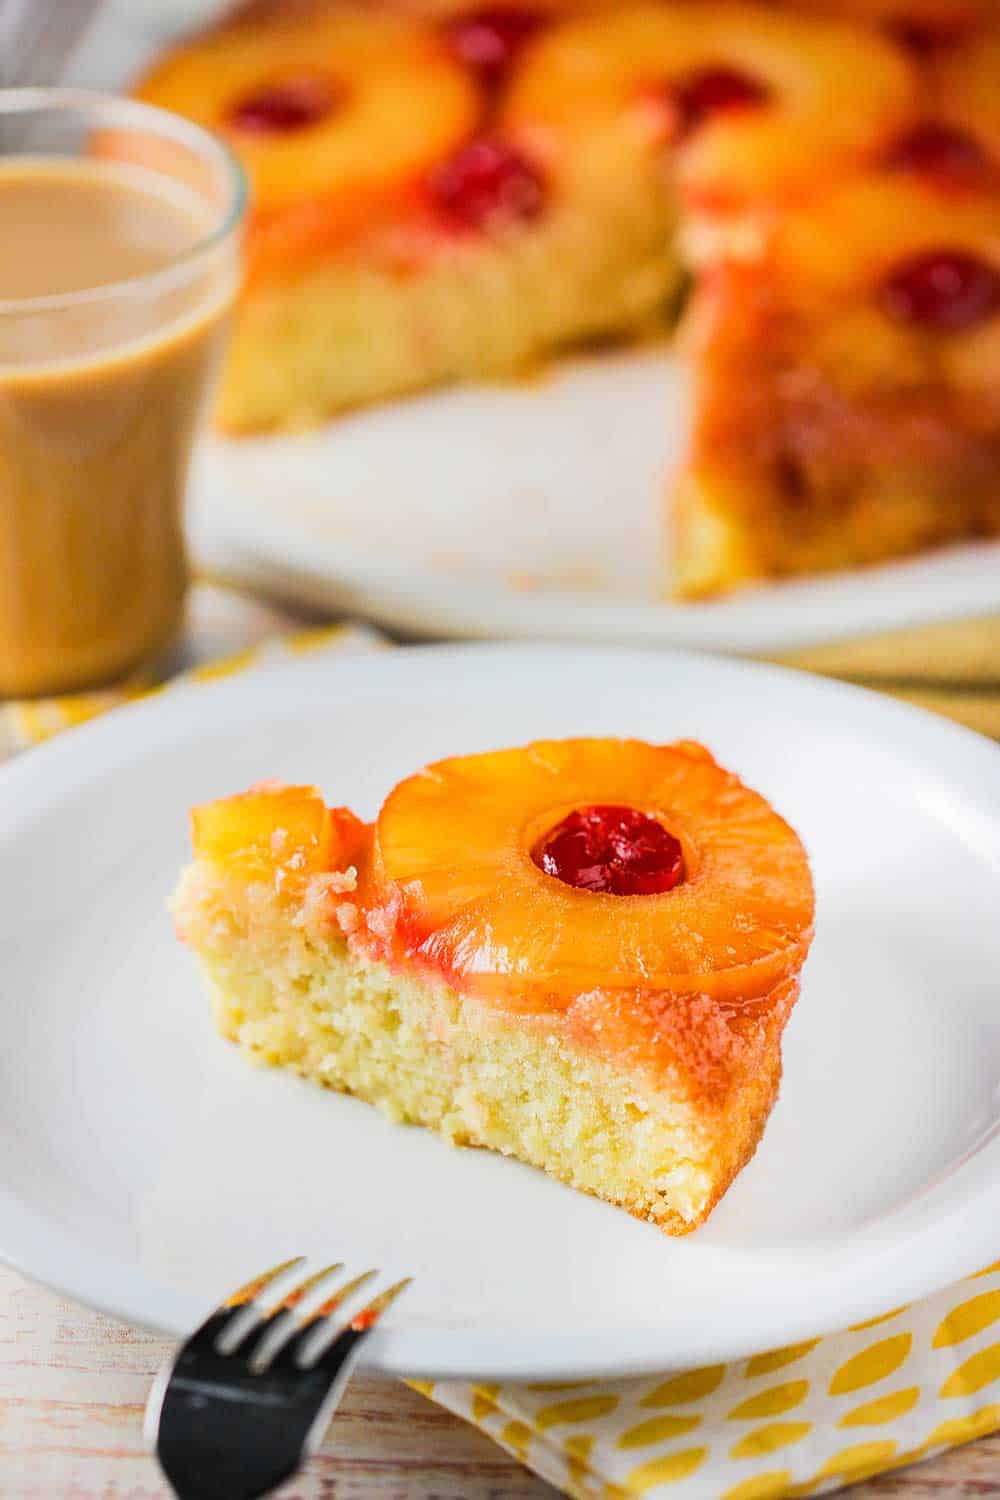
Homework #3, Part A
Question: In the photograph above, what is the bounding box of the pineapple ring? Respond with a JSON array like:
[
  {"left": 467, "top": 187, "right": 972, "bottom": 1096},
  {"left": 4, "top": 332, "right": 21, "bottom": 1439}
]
[
  {"left": 502, "top": 1, "right": 916, "bottom": 211},
  {"left": 766, "top": 176, "right": 1000, "bottom": 395},
  {"left": 372, "top": 738, "right": 814, "bottom": 1008},
  {"left": 771, "top": 176, "right": 1000, "bottom": 301},
  {"left": 134, "top": 8, "right": 480, "bottom": 213}
]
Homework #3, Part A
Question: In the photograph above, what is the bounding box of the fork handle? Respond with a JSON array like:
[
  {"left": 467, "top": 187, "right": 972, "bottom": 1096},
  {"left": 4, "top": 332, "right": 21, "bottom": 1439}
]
[
  {"left": 155, "top": 1329, "right": 367, "bottom": 1500},
  {"left": 283, "top": 1324, "right": 368, "bottom": 1460},
  {"left": 157, "top": 1373, "right": 307, "bottom": 1500}
]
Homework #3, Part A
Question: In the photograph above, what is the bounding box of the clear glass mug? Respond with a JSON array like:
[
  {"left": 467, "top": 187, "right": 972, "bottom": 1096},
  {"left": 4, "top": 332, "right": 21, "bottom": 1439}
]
[{"left": 0, "top": 89, "right": 245, "bottom": 698}]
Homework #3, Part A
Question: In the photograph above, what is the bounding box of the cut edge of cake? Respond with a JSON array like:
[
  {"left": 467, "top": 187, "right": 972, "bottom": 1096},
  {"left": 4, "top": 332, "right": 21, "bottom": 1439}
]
[{"left": 172, "top": 853, "right": 795, "bottom": 1235}]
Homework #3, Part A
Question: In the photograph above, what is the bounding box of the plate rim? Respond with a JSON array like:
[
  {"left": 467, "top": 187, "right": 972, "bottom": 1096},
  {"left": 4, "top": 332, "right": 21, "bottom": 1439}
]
[
  {"left": 197, "top": 504, "right": 1000, "bottom": 655},
  {"left": 2, "top": 641, "right": 999, "bottom": 1380}
]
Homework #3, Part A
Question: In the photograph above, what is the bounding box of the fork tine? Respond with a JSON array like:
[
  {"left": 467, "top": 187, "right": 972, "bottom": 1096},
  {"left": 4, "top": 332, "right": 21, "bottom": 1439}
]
[
  {"left": 308, "top": 1277, "right": 413, "bottom": 1370},
  {"left": 224, "top": 1256, "right": 307, "bottom": 1309},
  {"left": 181, "top": 1257, "right": 308, "bottom": 1354},
  {"left": 150, "top": 1260, "right": 413, "bottom": 1498},
  {"left": 270, "top": 1269, "right": 379, "bottom": 1371},
  {"left": 276, "top": 1262, "right": 345, "bottom": 1312},
  {"left": 347, "top": 1277, "right": 413, "bottom": 1333},
  {"left": 310, "top": 1267, "right": 378, "bottom": 1321},
  {"left": 232, "top": 1264, "right": 348, "bottom": 1369}
]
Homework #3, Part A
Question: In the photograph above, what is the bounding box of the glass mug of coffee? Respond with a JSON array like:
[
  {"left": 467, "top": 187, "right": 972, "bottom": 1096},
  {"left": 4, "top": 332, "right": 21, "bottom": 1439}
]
[{"left": 0, "top": 89, "right": 245, "bottom": 698}]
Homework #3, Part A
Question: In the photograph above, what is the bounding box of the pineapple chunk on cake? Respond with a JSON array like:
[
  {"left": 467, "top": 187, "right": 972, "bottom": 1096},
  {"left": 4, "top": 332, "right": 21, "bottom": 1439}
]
[
  {"left": 173, "top": 739, "right": 815, "bottom": 1234},
  {"left": 671, "top": 171, "right": 1000, "bottom": 595},
  {"left": 504, "top": 1, "right": 916, "bottom": 248},
  {"left": 191, "top": 783, "right": 367, "bottom": 879}
]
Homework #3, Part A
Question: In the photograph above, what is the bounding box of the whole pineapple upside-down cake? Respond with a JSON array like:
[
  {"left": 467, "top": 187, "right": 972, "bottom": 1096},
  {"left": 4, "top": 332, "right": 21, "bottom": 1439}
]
[
  {"left": 172, "top": 739, "right": 815, "bottom": 1233},
  {"left": 135, "top": 0, "right": 1000, "bottom": 596}
]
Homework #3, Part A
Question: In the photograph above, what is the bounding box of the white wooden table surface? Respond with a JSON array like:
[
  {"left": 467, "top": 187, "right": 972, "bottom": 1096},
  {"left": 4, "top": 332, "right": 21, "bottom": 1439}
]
[{"left": 0, "top": 1266, "right": 554, "bottom": 1498}]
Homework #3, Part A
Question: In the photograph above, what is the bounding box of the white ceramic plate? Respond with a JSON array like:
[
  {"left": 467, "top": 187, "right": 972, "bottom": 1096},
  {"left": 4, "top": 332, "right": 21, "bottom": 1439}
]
[{"left": 2, "top": 644, "right": 999, "bottom": 1380}]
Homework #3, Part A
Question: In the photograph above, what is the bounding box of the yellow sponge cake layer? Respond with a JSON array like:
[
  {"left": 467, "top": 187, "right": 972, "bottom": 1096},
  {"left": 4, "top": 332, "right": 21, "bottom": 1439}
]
[
  {"left": 174, "top": 858, "right": 792, "bottom": 1233},
  {"left": 219, "top": 177, "right": 679, "bottom": 430}
]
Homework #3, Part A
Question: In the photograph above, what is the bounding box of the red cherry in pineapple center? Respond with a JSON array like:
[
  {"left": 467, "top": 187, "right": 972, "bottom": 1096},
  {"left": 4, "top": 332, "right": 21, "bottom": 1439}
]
[
  {"left": 533, "top": 805, "right": 685, "bottom": 896},
  {"left": 885, "top": 122, "right": 990, "bottom": 184},
  {"left": 228, "top": 74, "right": 340, "bottom": 136},
  {"left": 890, "top": 19, "right": 972, "bottom": 56},
  {"left": 879, "top": 250, "right": 1000, "bottom": 332},
  {"left": 445, "top": 9, "right": 544, "bottom": 89},
  {"left": 672, "top": 65, "right": 770, "bottom": 138},
  {"left": 429, "top": 136, "right": 545, "bottom": 229}
]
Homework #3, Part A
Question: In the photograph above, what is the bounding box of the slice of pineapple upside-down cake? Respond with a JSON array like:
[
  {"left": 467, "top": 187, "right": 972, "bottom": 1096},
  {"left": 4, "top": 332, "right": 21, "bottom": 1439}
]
[{"left": 172, "top": 739, "right": 815, "bottom": 1233}]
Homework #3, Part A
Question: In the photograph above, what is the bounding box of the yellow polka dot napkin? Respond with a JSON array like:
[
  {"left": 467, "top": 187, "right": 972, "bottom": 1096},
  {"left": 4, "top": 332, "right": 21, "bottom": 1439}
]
[
  {"left": 422, "top": 1263, "right": 1000, "bottom": 1497},
  {"left": 3, "top": 593, "right": 998, "bottom": 1498}
]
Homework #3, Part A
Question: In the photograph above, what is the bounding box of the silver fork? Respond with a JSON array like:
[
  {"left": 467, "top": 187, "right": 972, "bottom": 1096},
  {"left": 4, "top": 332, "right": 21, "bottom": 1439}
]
[{"left": 145, "top": 1258, "right": 412, "bottom": 1500}]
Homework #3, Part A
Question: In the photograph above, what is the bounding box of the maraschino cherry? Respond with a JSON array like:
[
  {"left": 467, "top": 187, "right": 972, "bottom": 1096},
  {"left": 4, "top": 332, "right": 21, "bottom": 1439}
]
[
  {"left": 672, "top": 66, "right": 770, "bottom": 138},
  {"left": 228, "top": 75, "right": 339, "bottom": 135},
  {"left": 533, "top": 805, "right": 685, "bottom": 896},
  {"left": 885, "top": 122, "right": 990, "bottom": 186},
  {"left": 880, "top": 250, "right": 1000, "bottom": 333},
  {"left": 429, "top": 136, "right": 545, "bottom": 229},
  {"left": 444, "top": 9, "right": 544, "bottom": 91}
]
